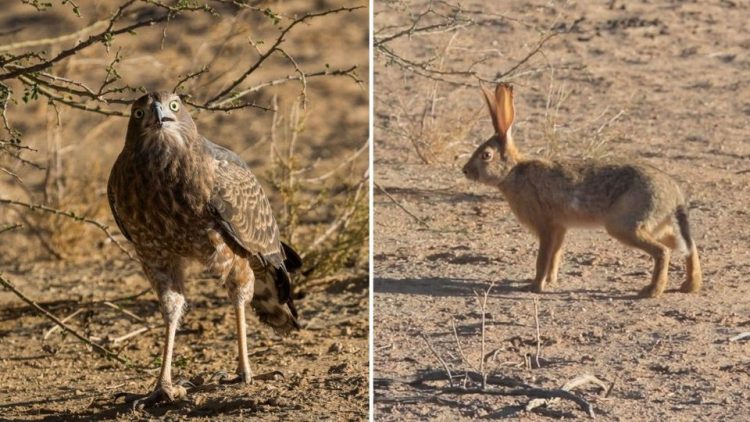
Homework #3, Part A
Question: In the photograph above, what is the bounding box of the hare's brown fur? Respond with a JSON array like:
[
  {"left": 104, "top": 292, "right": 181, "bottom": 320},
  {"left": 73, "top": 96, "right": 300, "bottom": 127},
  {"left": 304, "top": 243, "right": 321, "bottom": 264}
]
[{"left": 463, "top": 84, "right": 701, "bottom": 298}]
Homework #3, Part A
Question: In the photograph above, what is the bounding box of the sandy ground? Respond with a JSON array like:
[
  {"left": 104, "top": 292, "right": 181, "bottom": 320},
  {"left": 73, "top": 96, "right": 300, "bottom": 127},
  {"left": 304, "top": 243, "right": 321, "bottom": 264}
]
[
  {"left": 0, "top": 0, "right": 368, "bottom": 420},
  {"left": 374, "top": 0, "right": 749, "bottom": 420}
]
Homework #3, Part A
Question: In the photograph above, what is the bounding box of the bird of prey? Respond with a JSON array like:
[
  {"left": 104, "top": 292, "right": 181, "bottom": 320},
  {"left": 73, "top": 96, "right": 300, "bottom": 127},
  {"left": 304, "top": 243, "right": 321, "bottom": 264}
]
[{"left": 108, "top": 91, "right": 302, "bottom": 408}]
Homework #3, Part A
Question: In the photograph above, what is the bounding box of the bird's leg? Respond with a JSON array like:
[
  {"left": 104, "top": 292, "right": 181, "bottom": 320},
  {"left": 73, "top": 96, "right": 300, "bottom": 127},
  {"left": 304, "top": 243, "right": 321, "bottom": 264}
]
[
  {"left": 233, "top": 293, "right": 253, "bottom": 383},
  {"left": 128, "top": 266, "right": 188, "bottom": 410},
  {"left": 219, "top": 263, "right": 255, "bottom": 385}
]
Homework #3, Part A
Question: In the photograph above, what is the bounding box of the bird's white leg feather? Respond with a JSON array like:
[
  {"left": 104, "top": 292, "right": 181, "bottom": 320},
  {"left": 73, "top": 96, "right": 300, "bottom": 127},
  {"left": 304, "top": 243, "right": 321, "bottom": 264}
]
[
  {"left": 138, "top": 263, "right": 188, "bottom": 404},
  {"left": 157, "top": 289, "right": 185, "bottom": 389}
]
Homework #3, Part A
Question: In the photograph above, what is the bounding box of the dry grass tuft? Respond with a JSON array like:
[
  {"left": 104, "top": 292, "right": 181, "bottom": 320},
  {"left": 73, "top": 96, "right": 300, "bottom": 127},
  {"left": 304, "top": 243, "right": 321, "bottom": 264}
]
[
  {"left": 268, "top": 98, "right": 368, "bottom": 285},
  {"left": 538, "top": 71, "right": 625, "bottom": 161}
]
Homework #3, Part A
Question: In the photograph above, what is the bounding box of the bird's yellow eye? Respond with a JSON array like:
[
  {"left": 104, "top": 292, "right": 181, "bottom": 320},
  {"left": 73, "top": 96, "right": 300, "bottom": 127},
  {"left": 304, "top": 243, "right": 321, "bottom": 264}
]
[
  {"left": 169, "top": 100, "right": 180, "bottom": 112},
  {"left": 133, "top": 108, "right": 144, "bottom": 119}
]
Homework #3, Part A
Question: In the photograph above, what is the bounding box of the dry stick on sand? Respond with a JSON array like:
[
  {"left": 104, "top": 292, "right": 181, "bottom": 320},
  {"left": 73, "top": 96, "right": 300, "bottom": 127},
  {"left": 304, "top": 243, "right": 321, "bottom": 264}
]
[
  {"left": 112, "top": 325, "right": 157, "bottom": 345},
  {"left": 420, "top": 333, "right": 454, "bottom": 387},
  {"left": 103, "top": 301, "right": 144, "bottom": 323},
  {"left": 532, "top": 297, "right": 542, "bottom": 369},
  {"left": 374, "top": 182, "right": 431, "bottom": 229},
  {"left": 729, "top": 332, "right": 750, "bottom": 342},
  {"left": 0, "top": 275, "right": 129, "bottom": 365},
  {"left": 525, "top": 374, "right": 610, "bottom": 415},
  {"left": 42, "top": 308, "right": 85, "bottom": 339},
  {"left": 474, "top": 280, "right": 495, "bottom": 388},
  {"left": 442, "top": 385, "right": 596, "bottom": 418},
  {"left": 451, "top": 317, "right": 478, "bottom": 374}
]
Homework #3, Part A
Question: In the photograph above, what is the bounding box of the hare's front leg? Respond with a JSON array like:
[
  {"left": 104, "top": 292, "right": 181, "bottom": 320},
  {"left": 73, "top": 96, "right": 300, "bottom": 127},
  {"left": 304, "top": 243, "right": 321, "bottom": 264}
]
[
  {"left": 532, "top": 228, "right": 564, "bottom": 292},
  {"left": 545, "top": 228, "right": 567, "bottom": 286}
]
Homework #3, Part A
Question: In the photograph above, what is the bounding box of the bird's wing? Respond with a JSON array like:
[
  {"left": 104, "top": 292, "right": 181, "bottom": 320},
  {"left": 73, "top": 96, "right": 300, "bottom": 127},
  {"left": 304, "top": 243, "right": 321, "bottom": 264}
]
[
  {"left": 107, "top": 168, "right": 132, "bottom": 242},
  {"left": 204, "top": 138, "right": 283, "bottom": 265}
]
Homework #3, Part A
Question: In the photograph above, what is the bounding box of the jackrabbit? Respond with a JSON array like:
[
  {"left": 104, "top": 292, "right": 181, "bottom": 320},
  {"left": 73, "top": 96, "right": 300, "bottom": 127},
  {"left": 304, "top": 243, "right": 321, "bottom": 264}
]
[{"left": 462, "top": 83, "right": 702, "bottom": 298}]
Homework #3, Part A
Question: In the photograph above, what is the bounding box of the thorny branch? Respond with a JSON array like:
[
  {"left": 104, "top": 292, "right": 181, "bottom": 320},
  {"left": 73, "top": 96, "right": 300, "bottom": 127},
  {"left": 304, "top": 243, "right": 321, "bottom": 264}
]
[
  {"left": 375, "top": 0, "right": 569, "bottom": 88},
  {"left": 0, "top": 274, "right": 130, "bottom": 366},
  {"left": 0, "top": 198, "right": 134, "bottom": 260},
  {"left": 206, "top": 5, "right": 365, "bottom": 105}
]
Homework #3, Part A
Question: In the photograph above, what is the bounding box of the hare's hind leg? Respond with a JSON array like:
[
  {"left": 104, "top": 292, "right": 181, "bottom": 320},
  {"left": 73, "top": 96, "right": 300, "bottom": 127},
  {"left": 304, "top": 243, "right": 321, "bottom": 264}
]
[
  {"left": 606, "top": 225, "right": 670, "bottom": 298},
  {"left": 656, "top": 232, "right": 678, "bottom": 250},
  {"left": 532, "top": 227, "right": 566, "bottom": 293},
  {"left": 681, "top": 244, "right": 702, "bottom": 293},
  {"left": 674, "top": 207, "right": 702, "bottom": 293},
  {"left": 654, "top": 224, "right": 701, "bottom": 293}
]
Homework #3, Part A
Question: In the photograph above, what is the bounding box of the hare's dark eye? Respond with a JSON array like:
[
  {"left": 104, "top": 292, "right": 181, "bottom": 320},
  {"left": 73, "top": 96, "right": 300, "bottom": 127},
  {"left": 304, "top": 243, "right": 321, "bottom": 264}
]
[
  {"left": 169, "top": 100, "right": 180, "bottom": 112},
  {"left": 481, "top": 150, "right": 493, "bottom": 161},
  {"left": 133, "top": 108, "right": 144, "bottom": 119}
]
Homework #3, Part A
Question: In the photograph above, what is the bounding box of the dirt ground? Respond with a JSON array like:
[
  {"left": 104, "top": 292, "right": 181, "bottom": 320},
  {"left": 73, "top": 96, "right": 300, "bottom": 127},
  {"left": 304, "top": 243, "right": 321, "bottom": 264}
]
[
  {"left": 374, "top": 0, "right": 749, "bottom": 420},
  {"left": 0, "top": 1, "right": 368, "bottom": 420}
]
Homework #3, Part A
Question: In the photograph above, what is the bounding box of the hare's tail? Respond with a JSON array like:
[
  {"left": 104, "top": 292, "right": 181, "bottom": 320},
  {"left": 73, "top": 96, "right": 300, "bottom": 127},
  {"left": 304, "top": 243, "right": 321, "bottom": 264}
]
[{"left": 675, "top": 206, "right": 694, "bottom": 252}]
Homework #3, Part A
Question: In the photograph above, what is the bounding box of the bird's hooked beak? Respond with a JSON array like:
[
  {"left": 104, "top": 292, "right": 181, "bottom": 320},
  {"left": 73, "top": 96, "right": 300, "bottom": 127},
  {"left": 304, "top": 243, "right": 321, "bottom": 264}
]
[{"left": 152, "top": 101, "right": 175, "bottom": 128}]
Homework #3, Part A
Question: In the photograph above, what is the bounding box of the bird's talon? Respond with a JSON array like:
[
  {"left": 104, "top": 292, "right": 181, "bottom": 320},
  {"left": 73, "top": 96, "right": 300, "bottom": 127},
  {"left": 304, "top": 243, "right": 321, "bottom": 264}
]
[
  {"left": 125, "top": 385, "right": 187, "bottom": 411},
  {"left": 215, "top": 369, "right": 252, "bottom": 385},
  {"left": 211, "top": 371, "right": 231, "bottom": 382},
  {"left": 218, "top": 374, "right": 246, "bottom": 385},
  {"left": 175, "top": 378, "right": 196, "bottom": 388}
]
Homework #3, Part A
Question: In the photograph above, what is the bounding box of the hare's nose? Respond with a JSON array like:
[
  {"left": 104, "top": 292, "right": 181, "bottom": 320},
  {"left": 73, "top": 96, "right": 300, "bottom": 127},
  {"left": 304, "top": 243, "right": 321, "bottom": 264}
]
[{"left": 462, "top": 167, "right": 469, "bottom": 176}]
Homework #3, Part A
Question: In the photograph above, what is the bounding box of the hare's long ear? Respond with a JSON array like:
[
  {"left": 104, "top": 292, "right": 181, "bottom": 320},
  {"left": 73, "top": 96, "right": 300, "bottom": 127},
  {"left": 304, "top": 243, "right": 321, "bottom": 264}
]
[
  {"left": 494, "top": 83, "right": 519, "bottom": 161},
  {"left": 494, "top": 83, "right": 515, "bottom": 137},
  {"left": 480, "top": 83, "right": 500, "bottom": 133}
]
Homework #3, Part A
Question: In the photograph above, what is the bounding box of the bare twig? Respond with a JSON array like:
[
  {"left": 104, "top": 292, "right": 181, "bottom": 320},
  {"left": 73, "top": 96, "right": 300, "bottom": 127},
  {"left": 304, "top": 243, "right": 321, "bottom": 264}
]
[
  {"left": 207, "top": 6, "right": 364, "bottom": 104},
  {"left": 420, "top": 333, "right": 454, "bottom": 387},
  {"left": 0, "top": 0, "right": 211, "bottom": 81},
  {"left": 0, "top": 20, "right": 109, "bottom": 53},
  {"left": 302, "top": 172, "right": 368, "bottom": 259},
  {"left": 110, "top": 287, "right": 151, "bottom": 303},
  {"left": 0, "top": 198, "right": 135, "bottom": 260},
  {"left": 19, "top": 75, "right": 128, "bottom": 117},
  {"left": 451, "top": 317, "right": 478, "bottom": 373},
  {"left": 210, "top": 65, "right": 360, "bottom": 108},
  {"left": 374, "top": 182, "right": 430, "bottom": 228},
  {"left": 561, "top": 374, "right": 609, "bottom": 392},
  {"left": 442, "top": 386, "right": 595, "bottom": 418},
  {"left": 303, "top": 140, "right": 368, "bottom": 183},
  {"left": 0, "top": 275, "right": 129, "bottom": 365},
  {"left": 112, "top": 325, "right": 156, "bottom": 345},
  {"left": 10, "top": 207, "right": 65, "bottom": 259},
  {"left": 533, "top": 297, "right": 541, "bottom": 369},
  {"left": 404, "top": 369, "right": 531, "bottom": 389},
  {"left": 477, "top": 281, "right": 495, "bottom": 388},
  {"left": 172, "top": 67, "right": 209, "bottom": 93},
  {"left": 0, "top": 223, "right": 22, "bottom": 235},
  {"left": 729, "top": 332, "right": 750, "bottom": 342},
  {"left": 103, "top": 301, "right": 144, "bottom": 323},
  {"left": 43, "top": 308, "right": 85, "bottom": 340},
  {"left": 525, "top": 374, "right": 608, "bottom": 415}
]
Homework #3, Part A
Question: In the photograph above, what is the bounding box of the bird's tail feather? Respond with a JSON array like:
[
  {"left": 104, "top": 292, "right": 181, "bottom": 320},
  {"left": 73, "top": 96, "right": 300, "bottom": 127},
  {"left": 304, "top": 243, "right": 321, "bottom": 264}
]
[
  {"left": 281, "top": 241, "right": 303, "bottom": 272},
  {"left": 251, "top": 266, "right": 300, "bottom": 333}
]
